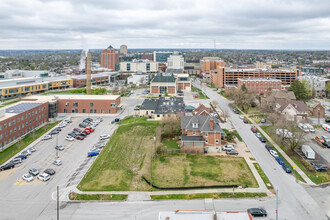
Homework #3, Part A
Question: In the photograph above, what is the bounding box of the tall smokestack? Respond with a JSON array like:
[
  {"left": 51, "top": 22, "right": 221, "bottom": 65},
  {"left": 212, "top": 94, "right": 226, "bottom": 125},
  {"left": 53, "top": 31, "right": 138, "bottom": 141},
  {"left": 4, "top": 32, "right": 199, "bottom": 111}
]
[{"left": 86, "top": 52, "right": 91, "bottom": 95}]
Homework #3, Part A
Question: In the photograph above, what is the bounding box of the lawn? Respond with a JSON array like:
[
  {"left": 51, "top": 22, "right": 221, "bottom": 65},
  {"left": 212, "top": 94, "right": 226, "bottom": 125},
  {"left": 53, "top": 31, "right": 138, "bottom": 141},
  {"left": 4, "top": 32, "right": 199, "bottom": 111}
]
[
  {"left": 262, "top": 126, "right": 330, "bottom": 184},
  {"left": 117, "top": 116, "right": 148, "bottom": 125},
  {"left": 253, "top": 163, "right": 273, "bottom": 191},
  {"left": 0, "top": 121, "right": 60, "bottom": 166},
  {"left": 162, "top": 138, "right": 180, "bottom": 150},
  {"left": 69, "top": 192, "right": 127, "bottom": 201},
  {"left": 151, "top": 192, "right": 267, "bottom": 200},
  {"left": 43, "top": 88, "right": 108, "bottom": 95},
  {"left": 149, "top": 154, "right": 258, "bottom": 188},
  {"left": 78, "top": 119, "right": 160, "bottom": 191},
  {"left": 218, "top": 92, "right": 228, "bottom": 99},
  {"left": 192, "top": 86, "right": 209, "bottom": 99},
  {"left": 222, "top": 129, "right": 242, "bottom": 142}
]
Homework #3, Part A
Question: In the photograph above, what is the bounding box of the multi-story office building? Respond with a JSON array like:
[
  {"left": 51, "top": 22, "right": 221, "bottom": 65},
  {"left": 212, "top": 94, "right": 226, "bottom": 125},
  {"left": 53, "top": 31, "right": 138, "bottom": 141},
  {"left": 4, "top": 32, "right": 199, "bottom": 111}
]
[
  {"left": 120, "top": 45, "right": 128, "bottom": 55},
  {"left": 0, "top": 76, "right": 73, "bottom": 99},
  {"left": 120, "top": 60, "right": 158, "bottom": 73},
  {"left": 296, "top": 66, "right": 324, "bottom": 75},
  {"left": 313, "top": 60, "right": 330, "bottom": 66},
  {"left": 150, "top": 73, "right": 177, "bottom": 96},
  {"left": 237, "top": 78, "right": 282, "bottom": 94},
  {"left": 184, "top": 63, "right": 200, "bottom": 76},
  {"left": 200, "top": 57, "right": 225, "bottom": 72},
  {"left": 167, "top": 54, "right": 185, "bottom": 69},
  {"left": 0, "top": 102, "right": 49, "bottom": 149},
  {"left": 71, "top": 72, "right": 119, "bottom": 87},
  {"left": 100, "top": 45, "right": 119, "bottom": 71},
  {"left": 153, "top": 51, "right": 174, "bottom": 63},
  {"left": 139, "top": 53, "right": 153, "bottom": 61},
  {"left": 0, "top": 70, "right": 50, "bottom": 79},
  {"left": 175, "top": 74, "right": 191, "bottom": 91}
]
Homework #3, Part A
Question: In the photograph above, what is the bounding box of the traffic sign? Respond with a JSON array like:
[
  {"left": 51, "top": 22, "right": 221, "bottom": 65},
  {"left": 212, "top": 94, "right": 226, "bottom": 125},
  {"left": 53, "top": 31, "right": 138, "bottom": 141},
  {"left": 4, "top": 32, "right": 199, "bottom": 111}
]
[{"left": 293, "top": 165, "right": 296, "bottom": 169}]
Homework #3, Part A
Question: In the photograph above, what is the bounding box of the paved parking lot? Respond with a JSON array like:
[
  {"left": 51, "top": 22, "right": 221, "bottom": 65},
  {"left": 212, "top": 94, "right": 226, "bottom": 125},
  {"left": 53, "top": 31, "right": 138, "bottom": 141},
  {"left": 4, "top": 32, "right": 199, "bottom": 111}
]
[{"left": 304, "top": 128, "right": 330, "bottom": 165}]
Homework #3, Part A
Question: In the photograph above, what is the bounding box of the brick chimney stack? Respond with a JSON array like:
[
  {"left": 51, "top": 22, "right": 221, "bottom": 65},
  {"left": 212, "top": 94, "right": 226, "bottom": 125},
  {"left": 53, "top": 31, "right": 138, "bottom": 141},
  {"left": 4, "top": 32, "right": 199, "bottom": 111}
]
[{"left": 210, "top": 119, "right": 214, "bottom": 130}]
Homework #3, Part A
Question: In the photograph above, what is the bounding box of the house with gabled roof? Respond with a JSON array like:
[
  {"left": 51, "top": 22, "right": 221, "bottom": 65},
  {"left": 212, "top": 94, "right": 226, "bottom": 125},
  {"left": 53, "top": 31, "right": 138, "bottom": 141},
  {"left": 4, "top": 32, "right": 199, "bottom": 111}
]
[
  {"left": 192, "top": 104, "right": 213, "bottom": 116},
  {"left": 180, "top": 115, "right": 225, "bottom": 153},
  {"left": 275, "top": 100, "right": 309, "bottom": 122}
]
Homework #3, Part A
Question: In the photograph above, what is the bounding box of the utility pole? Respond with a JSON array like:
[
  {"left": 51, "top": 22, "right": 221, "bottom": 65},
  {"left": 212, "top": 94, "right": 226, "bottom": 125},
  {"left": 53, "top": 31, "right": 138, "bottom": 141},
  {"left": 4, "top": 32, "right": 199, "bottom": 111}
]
[
  {"left": 154, "top": 136, "right": 156, "bottom": 156},
  {"left": 276, "top": 186, "right": 279, "bottom": 220},
  {"left": 150, "top": 156, "right": 153, "bottom": 191},
  {"left": 57, "top": 186, "right": 59, "bottom": 220}
]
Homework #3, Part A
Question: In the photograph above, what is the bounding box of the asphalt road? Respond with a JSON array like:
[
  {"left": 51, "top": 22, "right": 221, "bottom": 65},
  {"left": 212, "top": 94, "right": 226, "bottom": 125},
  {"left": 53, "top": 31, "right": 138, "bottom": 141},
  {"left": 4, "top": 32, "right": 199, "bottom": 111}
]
[{"left": 194, "top": 80, "right": 329, "bottom": 220}]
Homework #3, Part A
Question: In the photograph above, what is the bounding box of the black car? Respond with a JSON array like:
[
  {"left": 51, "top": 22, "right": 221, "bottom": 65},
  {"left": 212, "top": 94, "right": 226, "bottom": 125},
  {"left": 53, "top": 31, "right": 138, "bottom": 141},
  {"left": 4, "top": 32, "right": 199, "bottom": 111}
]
[
  {"left": 322, "top": 142, "right": 330, "bottom": 148},
  {"left": 0, "top": 162, "right": 15, "bottom": 171},
  {"left": 50, "top": 130, "right": 60, "bottom": 135},
  {"left": 78, "top": 133, "right": 87, "bottom": 137},
  {"left": 325, "top": 118, "right": 330, "bottom": 123},
  {"left": 259, "top": 137, "right": 266, "bottom": 143},
  {"left": 226, "top": 149, "right": 239, "bottom": 155},
  {"left": 233, "top": 108, "right": 239, "bottom": 114},
  {"left": 247, "top": 208, "right": 267, "bottom": 217},
  {"left": 314, "top": 164, "right": 328, "bottom": 172},
  {"left": 44, "top": 168, "right": 56, "bottom": 175},
  {"left": 68, "top": 132, "right": 77, "bottom": 137},
  {"left": 79, "top": 123, "right": 87, "bottom": 128},
  {"left": 265, "top": 144, "right": 273, "bottom": 151},
  {"left": 16, "top": 154, "right": 27, "bottom": 160},
  {"left": 55, "top": 127, "right": 62, "bottom": 131}
]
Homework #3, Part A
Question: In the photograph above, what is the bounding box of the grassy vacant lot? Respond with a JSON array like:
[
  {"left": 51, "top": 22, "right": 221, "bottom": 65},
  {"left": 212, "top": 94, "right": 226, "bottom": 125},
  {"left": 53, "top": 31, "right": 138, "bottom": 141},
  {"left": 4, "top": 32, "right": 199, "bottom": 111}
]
[
  {"left": 0, "top": 121, "right": 59, "bottom": 166},
  {"left": 78, "top": 118, "right": 159, "bottom": 191},
  {"left": 151, "top": 192, "right": 267, "bottom": 200},
  {"left": 262, "top": 126, "right": 330, "bottom": 184},
  {"left": 253, "top": 163, "right": 273, "bottom": 191},
  {"left": 162, "top": 138, "right": 180, "bottom": 150},
  {"left": 192, "top": 87, "right": 209, "bottom": 99},
  {"left": 149, "top": 154, "right": 258, "bottom": 188},
  {"left": 69, "top": 192, "right": 127, "bottom": 201},
  {"left": 117, "top": 116, "right": 148, "bottom": 125}
]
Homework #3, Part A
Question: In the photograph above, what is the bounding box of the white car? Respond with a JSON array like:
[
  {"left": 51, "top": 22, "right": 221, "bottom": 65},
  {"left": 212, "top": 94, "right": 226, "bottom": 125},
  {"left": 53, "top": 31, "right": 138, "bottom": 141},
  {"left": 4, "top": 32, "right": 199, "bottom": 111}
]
[
  {"left": 100, "top": 134, "right": 111, "bottom": 140},
  {"left": 269, "top": 150, "right": 279, "bottom": 158},
  {"left": 53, "top": 159, "right": 62, "bottom": 166},
  {"left": 22, "top": 173, "right": 34, "bottom": 182},
  {"left": 239, "top": 115, "right": 244, "bottom": 119},
  {"left": 222, "top": 144, "right": 234, "bottom": 151},
  {"left": 322, "top": 135, "right": 329, "bottom": 142},
  {"left": 90, "top": 147, "right": 101, "bottom": 152},
  {"left": 42, "top": 135, "right": 52, "bottom": 140},
  {"left": 255, "top": 133, "right": 262, "bottom": 138},
  {"left": 58, "top": 123, "right": 66, "bottom": 128},
  {"left": 37, "top": 173, "right": 50, "bottom": 182},
  {"left": 65, "top": 135, "right": 74, "bottom": 141},
  {"left": 28, "top": 147, "right": 36, "bottom": 152}
]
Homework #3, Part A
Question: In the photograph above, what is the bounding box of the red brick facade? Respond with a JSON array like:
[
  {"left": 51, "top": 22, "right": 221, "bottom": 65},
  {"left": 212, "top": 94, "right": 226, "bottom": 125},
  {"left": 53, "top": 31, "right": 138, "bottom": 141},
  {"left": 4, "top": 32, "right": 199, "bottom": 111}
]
[
  {"left": 100, "top": 48, "right": 119, "bottom": 70},
  {"left": 237, "top": 78, "right": 282, "bottom": 94},
  {"left": 73, "top": 75, "right": 110, "bottom": 88}
]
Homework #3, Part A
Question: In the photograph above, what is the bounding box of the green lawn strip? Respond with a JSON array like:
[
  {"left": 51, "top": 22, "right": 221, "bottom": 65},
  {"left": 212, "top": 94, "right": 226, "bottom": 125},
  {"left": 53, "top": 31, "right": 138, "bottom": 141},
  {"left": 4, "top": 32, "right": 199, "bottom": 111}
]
[
  {"left": 162, "top": 138, "right": 180, "bottom": 150},
  {"left": 117, "top": 116, "right": 148, "bottom": 125},
  {"left": 192, "top": 86, "right": 209, "bottom": 99},
  {"left": 69, "top": 192, "right": 127, "bottom": 201},
  {"left": 222, "top": 129, "right": 242, "bottom": 142},
  {"left": 253, "top": 163, "right": 273, "bottom": 190},
  {"left": 78, "top": 120, "right": 160, "bottom": 191},
  {"left": 151, "top": 192, "right": 267, "bottom": 200},
  {"left": 0, "top": 121, "right": 60, "bottom": 166},
  {"left": 218, "top": 91, "right": 228, "bottom": 98},
  {"left": 258, "top": 127, "right": 306, "bottom": 183},
  {"left": 149, "top": 154, "right": 258, "bottom": 188}
]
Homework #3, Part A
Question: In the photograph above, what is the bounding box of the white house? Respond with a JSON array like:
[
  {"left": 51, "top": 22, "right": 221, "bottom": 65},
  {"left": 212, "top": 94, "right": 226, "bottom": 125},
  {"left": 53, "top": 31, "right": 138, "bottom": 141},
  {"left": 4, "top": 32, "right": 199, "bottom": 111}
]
[
  {"left": 127, "top": 72, "right": 152, "bottom": 86},
  {"left": 275, "top": 100, "right": 309, "bottom": 122}
]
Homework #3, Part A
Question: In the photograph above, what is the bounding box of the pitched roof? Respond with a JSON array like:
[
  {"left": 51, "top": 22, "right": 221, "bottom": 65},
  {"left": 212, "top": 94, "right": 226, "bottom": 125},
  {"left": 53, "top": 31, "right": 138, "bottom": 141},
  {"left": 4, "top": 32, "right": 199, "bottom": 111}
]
[
  {"left": 151, "top": 73, "right": 175, "bottom": 83},
  {"left": 181, "top": 135, "right": 205, "bottom": 142},
  {"left": 276, "top": 100, "right": 309, "bottom": 113},
  {"left": 266, "top": 90, "right": 296, "bottom": 102},
  {"left": 181, "top": 115, "right": 224, "bottom": 133},
  {"left": 192, "top": 104, "right": 213, "bottom": 116},
  {"left": 139, "top": 97, "right": 185, "bottom": 114}
]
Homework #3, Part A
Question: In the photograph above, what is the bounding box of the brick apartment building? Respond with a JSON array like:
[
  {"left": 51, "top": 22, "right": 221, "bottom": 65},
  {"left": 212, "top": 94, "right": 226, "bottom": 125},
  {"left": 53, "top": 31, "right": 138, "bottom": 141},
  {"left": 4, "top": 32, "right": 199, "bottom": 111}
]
[
  {"left": 175, "top": 74, "right": 191, "bottom": 91},
  {"left": 200, "top": 57, "right": 225, "bottom": 72},
  {"left": 0, "top": 102, "right": 49, "bottom": 149},
  {"left": 72, "top": 72, "right": 119, "bottom": 87},
  {"left": 100, "top": 45, "right": 119, "bottom": 71},
  {"left": 237, "top": 78, "right": 282, "bottom": 94}
]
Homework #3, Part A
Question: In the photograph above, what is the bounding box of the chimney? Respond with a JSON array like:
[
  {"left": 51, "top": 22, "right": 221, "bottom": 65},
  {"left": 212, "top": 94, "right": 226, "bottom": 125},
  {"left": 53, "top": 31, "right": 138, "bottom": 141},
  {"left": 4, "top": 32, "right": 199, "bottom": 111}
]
[
  {"left": 210, "top": 119, "right": 214, "bottom": 130},
  {"left": 86, "top": 52, "right": 92, "bottom": 95}
]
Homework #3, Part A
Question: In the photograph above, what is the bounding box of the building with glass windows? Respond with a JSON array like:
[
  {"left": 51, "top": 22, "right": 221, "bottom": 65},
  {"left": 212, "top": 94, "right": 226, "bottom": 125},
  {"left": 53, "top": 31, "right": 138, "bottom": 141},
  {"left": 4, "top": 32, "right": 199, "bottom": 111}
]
[
  {"left": 100, "top": 45, "right": 120, "bottom": 71},
  {"left": 150, "top": 73, "right": 177, "bottom": 96},
  {"left": 119, "top": 60, "right": 158, "bottom": 73},
  {"left": 153, "top": 51, "right": 174, "bottom": 63},
  {"left": 71, "top": 72, "right": 119, "bottom": 87}
]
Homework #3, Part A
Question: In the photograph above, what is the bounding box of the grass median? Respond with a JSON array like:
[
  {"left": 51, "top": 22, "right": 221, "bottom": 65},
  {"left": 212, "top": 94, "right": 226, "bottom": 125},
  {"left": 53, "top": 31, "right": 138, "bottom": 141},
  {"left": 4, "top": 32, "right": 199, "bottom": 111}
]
[
  {"left": 0, "top": 121, "right": 60, "bottom": 166},
  {"left": 69, "top": 192, "right": 127, "bottom": 201},
  {"left": 253, "top": 163, "right": 273, "bottom": 191},
  {"left": 151, "top": 192, "right": 267, "bottom": 200}
]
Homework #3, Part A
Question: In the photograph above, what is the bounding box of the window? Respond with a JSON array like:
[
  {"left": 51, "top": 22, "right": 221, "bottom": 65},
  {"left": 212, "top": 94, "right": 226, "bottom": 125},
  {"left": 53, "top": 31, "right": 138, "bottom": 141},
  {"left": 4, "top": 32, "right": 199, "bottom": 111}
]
[
  {"left": 73, "top": 102, "right": 78, "bottom": 107},
  {"left": 65, "top": 102, "right": 69, "bottom": 107},
  {"left": 21, "top": 116, "right": 24, "bottom": 120},
  {"left": 101, "top": 109, "right": 104, "bottom": 114},
  {"left": 82, "top": 109, "right": 86, "bottom": 113},
  {"left": 90, "top": 103, "right": 94, "bottom": 107},
  {"left": 72, "top": 109, "right": 78, "bottom": 113},
  {"left": 0, "top": 134, "right": 2, "bottom": 140},
  {"left": 110, "top": 103, "right": 116, "bottom": 107},
  {"left": 109, "top": 109, "right": 111, "bottom": 113},
  {"left": 18, "top": 125, "right": 20, "bottom": 130},
  {"left": 22, "top": 124, "right": 24, "bottom": 128},
  {"left": 0, "top": 125, "right": 1, "bottom": 131},
  {"left": 64, "top": 109, "right": 67, "bottom": 113},
  {"left": 9, "top": 122, "right": 11, "bottom": 126},
  {"left": 13, "top": 120, "right": 16, "bottom": 124},
  {"left": 17, "top": 118, "right": 20, "bottom": 122},
  {"left": 14, "top": 127, "right": 16, "bottom": 132},
  {"left": 4, "top": 124, "right": 7, "bottom": 128},
  {"left": 193, "top": 131, "right": 196, "bottom": 135},
  {"left": 205, "top": 139, "right": 208, "bottom": 143},
  {"left": 192, "top": 123, "right": 198, "bottom": 128},
  {"left": 205, "top": 132, "right": 208, "bottom": 137},
  {"left": 216, "top": 140, "right": 219, "bottom": 144},
  {"left": 5, "top": 132, "right": 7, "bottom": 137}
]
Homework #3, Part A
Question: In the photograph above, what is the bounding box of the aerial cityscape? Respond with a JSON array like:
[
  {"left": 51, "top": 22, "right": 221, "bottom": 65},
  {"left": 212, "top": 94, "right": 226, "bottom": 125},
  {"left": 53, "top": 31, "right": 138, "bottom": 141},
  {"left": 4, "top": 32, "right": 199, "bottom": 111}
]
[{"left": 0, "top": 0, "right": 330, "bottom": 220}]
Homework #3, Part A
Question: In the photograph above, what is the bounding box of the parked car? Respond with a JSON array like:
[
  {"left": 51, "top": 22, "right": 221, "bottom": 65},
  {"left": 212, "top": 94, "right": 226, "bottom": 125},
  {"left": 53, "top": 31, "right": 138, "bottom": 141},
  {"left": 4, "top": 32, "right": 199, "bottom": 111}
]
[
  {"left": 314, "top": 164, "right": 328, "bottom": 172},
  {"left": 243, "top": 119, "right": 248, "bottom": 124},
  {"left": 321, "top": 135, "right": 330, "bottom": 142},
  {"left": 315, "top": 136, "right": 325, "bottom": 143},
  {"left": 282, "top": 164, "right": 292, "bottom": 173},
  {"left": 44, "top": 168, "right": 56, "bottom": 175},
  {"left": 53, "top": 159, "right": 62, "bottom": 166},
  {"left": 16, "top": 155, "right": 27, "bottom": 160},
  {"left": 82, "top": 130, "right": 91, "bottom": 135},
  {"left": 79, "top": 123, "right": 87, "bottom": 128},
  {"left": 325, "top": 118, "right": 330, "bottom": 123},
  {"left": 28, "top": 147, "right": 36, "bottom": 152},
  {"left": 22, "top": 149, "right": 31, "bottom": 156},
  {"left": 68, "top": 132, "right": 77, "bottom": 138},
  {"left": 22, "top": 173, "right": 34, "bottom": 182},
  {"left": 90, "top": 147, "right": 101, "bottom": 152},
  {"left": 11, "top": 157, "right": 22, "bottom": 165},
  {"left": 100, "top": 134, "right": 111, "bottom": 140},
  {"left": 37, "top": 173, "right": 50, "bottom": 182},
  {"left": 251, "top": 127, "right": 257, "bottom": 133},
  {"left": 226, "top": 149, "right": 238, "bottom": 155},
  {"left": 85, "top": 127, "right": 95, "bottom": 132},
  {"left": 259, "top": 137, "right": 266, "bottom": 143},
  {"left": 65, "top": 135, "right": 74, "bottom": 141},
  {"left": 247, "top": 208, "right": 267, "bottom": 217},
  {"left": 76, "top": 136, "right": 84, "bottom": 140},
  {"left": 239, "top": 115, "right": 244, "bottom": 119},
  {"left": 255, "top": 133, "right": 262, "bottom": 138},
  {"left": 94, "top": 143, "right": 106, "bottom": 148},
  {"left": 29, "top": 168, "right": 39, "bottom": 176},
  {"left": 322, "top": 142, "right": 330, "bottom": 148},
  {"left": 0, "top": 162, "right": 15, "bottom": 171},
  {"left": 88, "top": 151, "right": 99, "bottom": 157},
  {"left": 78, "top": 133, "right": 87, "bottom": 137},
  {"left": 50, "top": 130, "right": 60, "bottom": 135},
  {"left": 222, "top": 144, "right": 235, "bottom": 151},
  {"left": 276, "top": 157, "right": 285, "bottom": 165},
  {"left": 55, "top": 145, "right": 64, "bottom": 151},
  {"left": 260, "top": 118, "right": 266, "bottom": 123},
  {"left": 42, "top": 135, "right": 52, "bottom": 140},
  {"left": 265, "top": 144, "right": 273, "bottom": 152},
  {"left": 269, "top": 150, "right": 278, "bottom": 158},
  {"left": 73, "top": 128, "right": 82, "bottom": 133},
  {"left": 54, "top": 127, "right": 62, "bottom": 132},
  {"left": 233, "top": 108, "right": 239, "bottom": 114}
]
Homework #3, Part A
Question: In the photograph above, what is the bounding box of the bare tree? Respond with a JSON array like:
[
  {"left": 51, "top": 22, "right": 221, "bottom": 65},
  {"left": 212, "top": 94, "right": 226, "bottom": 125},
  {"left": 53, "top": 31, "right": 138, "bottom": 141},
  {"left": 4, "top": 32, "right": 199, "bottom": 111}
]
[
  {"left": 211, "top": 99, "right": 219, "bottom": 107},
  {"left": 112, "top": 86, "right": 119, "bottom": 95},
  {"left": 162, "top": 114, "right": 181, "bottom": 135},
  {"left": 222, "top": 109, "right": 229, "bottom": 122}
]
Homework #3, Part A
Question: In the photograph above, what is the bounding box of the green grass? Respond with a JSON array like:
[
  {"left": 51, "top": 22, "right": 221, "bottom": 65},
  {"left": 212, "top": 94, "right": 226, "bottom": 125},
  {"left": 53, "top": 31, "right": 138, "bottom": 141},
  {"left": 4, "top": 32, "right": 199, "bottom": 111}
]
[
  {"left": 0, "top": 121, "right": 60, "bottom": 165},
  {"left": 218, "top": 91, "right": 228, "bottom": 98},
  {"left": 222, "top": 129, "right": 242, "bottom": 142},
  {"left": 117, "top": 116, "right": 148, "bottom": 125},
  {"left": 69, "top": 192, "right": 127, "bottom": 201},
  {"left": 162, "top": 138, "right": 180, "bottom": 150},
  {"left": 151, "top": 192, "right": 267, "bottom": 200},
  {"left": 192, "top": 86, "right": 209, "bottom": 99},
  {"left": 253, "top": 163, "right": 273, "bottom": 190},
  {"left": 150, "top": 154, "right": 259, "bottom": 188},
  {"left": 232, "top": 130, "right": 243, "bottom": 142},
  {"left": 78, "top": 119, "right": 160, "bottom": 191},
  {"left": 43, "top": 88, "right": 108, "bottom": 95}
]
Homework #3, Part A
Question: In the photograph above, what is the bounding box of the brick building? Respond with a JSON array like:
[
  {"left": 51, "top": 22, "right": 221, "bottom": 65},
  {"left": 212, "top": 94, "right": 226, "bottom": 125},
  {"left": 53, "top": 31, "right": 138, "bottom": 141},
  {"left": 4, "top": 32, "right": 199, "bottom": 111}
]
[
  {"left": 180, "top": 116, "right": 225, "bottom": 153},
  {"left": 309, "top": 103, "right": 325, "bottom": 118},
  {"left": 192, "top": 104, "right": 213, "bottom": 116},
  {"left": 72, "top": 72, "right": 119, "bottom": 87},
  {"left": 175, "top": 74, "right": 191, "bottom": 91},
  {"left": 100, "top": 45, "right": 119, "bottom": 71},
  {"left": 237, "top": 78, "right": 282, "bottom": 94},
  {"left": 150, "top": 73, "right": 177, "bottom": 96},
  {"left": 200, "top": 57, "right": 225, "bottom": 72},
  {"left": 0, "top": 102, "right": 49, "bottom": 149}
]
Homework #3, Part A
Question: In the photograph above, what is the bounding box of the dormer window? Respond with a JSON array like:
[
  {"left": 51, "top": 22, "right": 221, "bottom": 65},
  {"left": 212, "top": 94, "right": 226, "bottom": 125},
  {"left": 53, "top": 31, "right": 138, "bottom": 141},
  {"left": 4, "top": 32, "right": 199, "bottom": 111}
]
[{"left": 192, "top": 123, "right": 199, "bottom": 128}]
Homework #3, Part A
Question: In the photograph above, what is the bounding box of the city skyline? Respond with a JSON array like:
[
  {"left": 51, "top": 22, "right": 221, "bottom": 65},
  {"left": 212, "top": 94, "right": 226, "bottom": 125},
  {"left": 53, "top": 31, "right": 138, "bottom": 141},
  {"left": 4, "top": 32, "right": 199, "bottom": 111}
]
[{"left": 0, "top": 0, "right": 330, "bottom": 50}]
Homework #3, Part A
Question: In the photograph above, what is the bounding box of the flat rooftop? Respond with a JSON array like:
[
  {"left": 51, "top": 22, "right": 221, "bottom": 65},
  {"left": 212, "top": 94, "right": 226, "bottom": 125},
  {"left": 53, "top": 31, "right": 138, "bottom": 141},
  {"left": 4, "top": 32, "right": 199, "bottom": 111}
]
[
  {"left": 238, "top": 77, "right": 281, "bottom": 82},
  {"left": 159, "top": 210, "right": 252, "bottom": 220},
  {"left": 225, "top": 68, "right": 296, "bottom": 73},
  {"left": 23, "top": 94, "right": 121, "bottom": 102},
  {"left": 0, "top": 102, "right": 44, "bottom": 122}
]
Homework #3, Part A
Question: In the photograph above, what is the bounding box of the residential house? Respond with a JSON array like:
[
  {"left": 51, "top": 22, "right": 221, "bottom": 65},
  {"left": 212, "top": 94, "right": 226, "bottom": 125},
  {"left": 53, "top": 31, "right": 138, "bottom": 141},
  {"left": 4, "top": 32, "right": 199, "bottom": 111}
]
[
  {"left": 180, "top": 115, "right": 225, "bottom": 153},
  {"left": 139, "top": 97, "right": 185, "bottom": 120},
  {"left": 192, "top": 104, "right": 213, "bottom": 116},
  {"left": 274, "top": 100, "right": 309, "bottom": 122},
  {"left": 309, "top": 103, "right": 325, "bottom": 118},
  {"left": 260, "top": 90, "right": 296, "bottom": 109}
]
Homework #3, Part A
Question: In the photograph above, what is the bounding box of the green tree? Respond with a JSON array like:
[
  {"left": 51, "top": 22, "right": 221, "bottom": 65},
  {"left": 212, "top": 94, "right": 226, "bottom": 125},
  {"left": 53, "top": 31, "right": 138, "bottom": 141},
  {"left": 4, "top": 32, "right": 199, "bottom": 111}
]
[
  {"left": 241, "top": 84, "right": 247, "bottom": 91},
  {"left": 301, "top": 79, "right": 312, "bottom": 98},
  {"left": 288, "top": 80, "right": 309, "bottom": 101},
  {"left": 325, "top": 82, "right": 330, "bottom": 97}
]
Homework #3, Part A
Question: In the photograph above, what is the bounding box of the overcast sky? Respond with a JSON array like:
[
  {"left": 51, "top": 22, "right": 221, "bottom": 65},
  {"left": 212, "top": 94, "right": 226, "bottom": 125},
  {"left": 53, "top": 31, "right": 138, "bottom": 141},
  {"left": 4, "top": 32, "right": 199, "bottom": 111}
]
[{"left": 0, "top": 0, "right": 330, "bottom": 50}]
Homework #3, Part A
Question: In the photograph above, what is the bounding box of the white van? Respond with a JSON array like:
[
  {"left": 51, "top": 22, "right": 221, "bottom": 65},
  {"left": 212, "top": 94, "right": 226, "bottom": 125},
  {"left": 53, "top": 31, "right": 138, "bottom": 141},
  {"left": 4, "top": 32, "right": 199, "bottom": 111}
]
[{"left": 322, "top": 124, "right": 330, "bottom": 132}]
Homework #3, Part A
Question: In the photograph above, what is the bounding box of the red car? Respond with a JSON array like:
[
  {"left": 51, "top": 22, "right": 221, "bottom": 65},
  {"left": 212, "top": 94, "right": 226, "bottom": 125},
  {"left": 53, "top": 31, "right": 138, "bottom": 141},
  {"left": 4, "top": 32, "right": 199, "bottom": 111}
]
[
  {"left": 73, "top": 128, "right": 82, "bottom": 133},
  {"left": 83, "top": 130, "right": 91, "bottom": 135},
  {"left": 251, "top": 127, "right": 257, "bottom": 133},
  {"left": 75, "top": 136, "right": 84, "bottom": 140},
  {"left": 243, "top": 119, "right": 249, "bottom": 124},
  {"left": 85, "top": 127, "right": 95, "bottom": 132}
]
